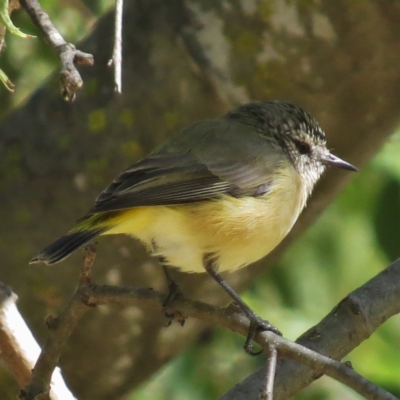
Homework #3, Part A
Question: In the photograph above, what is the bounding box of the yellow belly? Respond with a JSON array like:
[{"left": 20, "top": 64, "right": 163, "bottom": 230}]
[{"left": 105, "top": 166, "right": 307, "bottom": 273}]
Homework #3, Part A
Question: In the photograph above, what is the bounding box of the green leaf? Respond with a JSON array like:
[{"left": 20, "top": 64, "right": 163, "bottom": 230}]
[
  {"left": 0, "top": 0, "right": 35, "bottom": 38},
  {"left": 0, "top": 68, "right": 15, "bottom": 91}
]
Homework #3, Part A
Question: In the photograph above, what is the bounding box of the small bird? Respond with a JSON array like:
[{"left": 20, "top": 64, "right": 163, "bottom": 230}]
[{"left": 31, "top": 101, "right": 356, "bottom": 352}]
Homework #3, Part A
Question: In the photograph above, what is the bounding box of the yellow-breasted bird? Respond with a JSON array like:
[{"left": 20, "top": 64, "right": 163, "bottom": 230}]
[{"left": 31, "top": 101, "right": 356, "bottom": 353}]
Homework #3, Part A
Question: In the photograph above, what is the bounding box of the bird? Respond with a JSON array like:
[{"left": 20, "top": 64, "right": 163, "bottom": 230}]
[{"left": 31, "top": 101, "right": 357, "bottom": 353}]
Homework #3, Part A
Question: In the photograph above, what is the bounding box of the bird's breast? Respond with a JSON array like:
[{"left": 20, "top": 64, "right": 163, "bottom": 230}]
[
  {"left": 107, "top": 166, "right": 308, "bottom": 273},
  {"left": 183, "top": 166, "right": 308, "bottom": 272}
]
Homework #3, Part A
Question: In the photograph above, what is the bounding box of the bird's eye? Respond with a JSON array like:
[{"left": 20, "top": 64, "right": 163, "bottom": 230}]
[{"left": 293, "top": 140, "right": 311, "bottom": 155}]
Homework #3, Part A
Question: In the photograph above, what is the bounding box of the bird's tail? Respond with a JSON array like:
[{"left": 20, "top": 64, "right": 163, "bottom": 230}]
[{"left": 30, "top": 228, "right": 105, "bottom": 265}]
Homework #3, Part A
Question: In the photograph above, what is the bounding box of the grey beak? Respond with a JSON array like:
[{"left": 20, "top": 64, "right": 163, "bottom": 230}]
[{"left": 320, "top": 153, "right": 358, "bottom": 171}]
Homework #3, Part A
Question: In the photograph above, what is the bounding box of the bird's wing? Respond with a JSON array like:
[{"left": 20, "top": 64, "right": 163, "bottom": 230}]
[
  {"left": 89, "top": 153, "right": 267, "bottom": 213},
  {"left": 88, "top": 118, "right": 285, "bottom": 214}
]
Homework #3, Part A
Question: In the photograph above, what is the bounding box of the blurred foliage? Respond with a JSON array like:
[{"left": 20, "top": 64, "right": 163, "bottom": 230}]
[
  {"left": 1, "top": 1, "right": 400, "bottom": 399},
  {"left": 131, "top": 134, "right": 400, "bottom": 400}
]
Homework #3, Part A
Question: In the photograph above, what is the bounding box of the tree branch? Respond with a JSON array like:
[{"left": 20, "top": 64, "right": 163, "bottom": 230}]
[
  {"left": 262, "top": 343, "right": 278, "bottom": 400},
  {"left": 19, "top": 247, "right": 98, "bottom": 400},
  {"left": 19, "top": 0, "right": 94, "bottom": 101},
  {"left": 108, "top": 0, "right": 123, "bottom": 93},
  {"left": 221, "top": 258, "right": 400, "bottom": 400},
  {"left": 173, "top": 0, "right": 249, "bottom": 107},
  {"left": 21, "top": 258, "right": 400, "bottom": 400},
  {"left": 0, "top": 283, "right": 76, "bottom": 400}
]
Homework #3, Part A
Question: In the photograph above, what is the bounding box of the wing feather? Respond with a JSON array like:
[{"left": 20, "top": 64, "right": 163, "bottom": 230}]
[
  {"left": 89, "top": 154, "right": 237, "bottom": 213},
  {"left": 88, "top": 118, "right": 281, "bottom": 214}
]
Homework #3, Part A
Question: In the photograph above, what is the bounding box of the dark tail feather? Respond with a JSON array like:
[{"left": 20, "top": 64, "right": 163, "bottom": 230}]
[{"left": 30, "top": 229, "right": 104, "bottom": 265}]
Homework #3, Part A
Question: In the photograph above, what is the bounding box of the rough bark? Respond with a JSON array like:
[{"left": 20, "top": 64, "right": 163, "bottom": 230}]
[{"left": 1, "top": 0, "right": 399, "bottom": 398}]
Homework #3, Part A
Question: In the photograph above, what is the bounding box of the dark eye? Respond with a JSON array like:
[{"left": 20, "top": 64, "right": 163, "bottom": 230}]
[{"left": 293, "top": 140, "right": 311, "bottom": 155}]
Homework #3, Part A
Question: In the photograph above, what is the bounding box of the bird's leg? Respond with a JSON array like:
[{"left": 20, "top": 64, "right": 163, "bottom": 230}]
[
  {"left": 159, "top": 261, "right": 186, "bottom": 326},
  {"left": 152, "top": 240, "right": 185, "bottom": 325},
  {"left": 160, "top": 262, "right": 183, "bottom": 306},
  {"left": 203, "top": 253, "right": 282, "bottom": 355},
  {"left": 151, "top": 240, "right": 183, "bottom": 304}
]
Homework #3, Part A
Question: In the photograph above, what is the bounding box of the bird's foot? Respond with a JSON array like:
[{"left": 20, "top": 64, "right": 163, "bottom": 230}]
[
  {"left": 163, "top": 277, "right": 183, "bottom": 307},
  {"left": 243, "top": 313, "right": 282, "bottom": 356},
  {"left": 163, "top": 278, "right": 186, "bottom": 327}
]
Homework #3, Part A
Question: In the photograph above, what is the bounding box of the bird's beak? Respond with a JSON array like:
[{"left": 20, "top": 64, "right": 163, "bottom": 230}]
[{"left": 320, "top": 153, "right": 358, "bottom": 171}]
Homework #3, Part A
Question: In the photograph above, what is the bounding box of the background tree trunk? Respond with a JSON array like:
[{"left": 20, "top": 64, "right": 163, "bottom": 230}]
[{"left": 1, "top": 0, "right": 399, "bottom": 398}]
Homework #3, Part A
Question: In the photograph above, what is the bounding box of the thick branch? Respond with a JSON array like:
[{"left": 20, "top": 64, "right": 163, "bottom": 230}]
[
  {"left": 173, "top": 0, "right": 249, "bottom": 106},
  {"left": 22, "top": 258, "right": 400, "bottom": 400},
  {"left": 2, "top": 1, "right": 399, "bottom": 397},
  {"left": 19, "top": 248, "right": 98, "bottom": 400},
  {"left": 19, "top": 0, "right": 93, "bottom": 101},
  {"left": 19, "top": 289, "right": 88, "bottom": 400},
  {"left": 221, "top": 258, "right": 400, "bottom": 400},
  {"left": 0, "top": 283, "right": 76, "bottom": 400}
]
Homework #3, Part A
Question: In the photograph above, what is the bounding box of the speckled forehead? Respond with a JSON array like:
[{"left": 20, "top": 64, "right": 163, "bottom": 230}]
[
  {"left": 300, "top": 122, "right": 325, "bottom": 143},
  {"left": 281, "top": 117, "right": 326, "bottom": 145},
  {"left": 299, "top": 111, "right": 326, "bottom": 143}
]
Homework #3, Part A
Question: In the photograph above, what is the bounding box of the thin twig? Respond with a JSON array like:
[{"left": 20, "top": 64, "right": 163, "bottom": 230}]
[
  {"left": 20, "top": 251, "right": 97, "bottom": 400},
  {"left": 261, "top": 343, "right": 278, "bottom": 400},
  {"left": 80, "top": 244, "right": 96, "bottom": 283},
  {"left": 19, "top": 0, "right": 94, "bottom": 101},
  {"left": 22, "top": 258, "right": 400, "bottom": 400},
  {"left": 84, "top": 283, "right": 397, "bottom": 400},
  {"left": 0, "top": 283, "right": 76, "bottom": 400},
  {"left": 19, "top": 292, "right": 88, "bottom": 400},
  {"left": 108, "top": 0, "right": 123, "bottom": 93},
  {"left": 220, "top": 258, "right": 400, "bottom": 400},
  {"left": 0, "top": 22, "right": 6, "bottom": 55},
  {"left": 259, "top": 332, "right": 396, "bottom": 400}
]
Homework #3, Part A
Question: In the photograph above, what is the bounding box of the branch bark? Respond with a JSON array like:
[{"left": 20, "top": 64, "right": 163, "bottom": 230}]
[
  {"left": 0, "top": 283, "right": 76, "bottom": 400},
  {"left": 19, "top": 0, "right": 94, "bottom": 101},
  {"left": 221, "top": 258, "right": 400, "bottom": 400},
  {"left": 2, "top": 1, "right": 400, "bottom": 398},
  {"left": 21, "top": 258, "right": 400, "bottom": 400}
]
